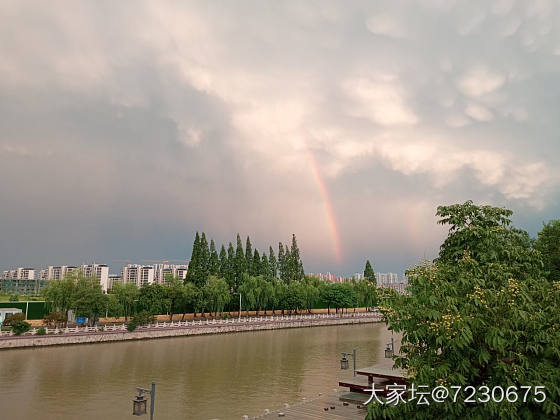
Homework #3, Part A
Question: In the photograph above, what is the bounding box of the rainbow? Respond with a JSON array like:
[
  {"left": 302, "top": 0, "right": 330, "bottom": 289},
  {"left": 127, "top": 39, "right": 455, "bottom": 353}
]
[{"left": 307, "top": 149, "right": 343, "bottom": 264}]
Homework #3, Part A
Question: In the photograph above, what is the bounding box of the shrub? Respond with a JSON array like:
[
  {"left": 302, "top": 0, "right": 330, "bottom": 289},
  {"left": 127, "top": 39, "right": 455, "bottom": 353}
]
[
  {"left": 36, "top": 327, "right": 46, "bottom": 335},
  {"left": 43, "top": 311, "right": 66, "bottom": 327},
  {"left": 126, "top": 322, "right": 137, "bottom": 332},
  {"left": 11, "top": 320, "right": 31, "bottom": 335},
  {"left": 8, "top": 293, "right": 19, "bottom": 302},
  {"left": 3, "top": 312, "right": 25, "bottom": 326},
  {"left": 132, "top": 311, "right": 155, "bottom": 326}
]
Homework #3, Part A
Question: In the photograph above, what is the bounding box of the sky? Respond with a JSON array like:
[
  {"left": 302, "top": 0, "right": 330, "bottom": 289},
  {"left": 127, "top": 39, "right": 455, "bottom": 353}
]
[{"left": 1, "top": 0, "right": 559, "bottom": 277}]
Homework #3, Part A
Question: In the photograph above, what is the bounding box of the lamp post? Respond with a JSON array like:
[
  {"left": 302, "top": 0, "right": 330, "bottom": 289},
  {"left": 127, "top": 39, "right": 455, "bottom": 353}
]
[
  {"left": 340, "top": 349, "right": 357, "bottom": 376},
  {"left": 384, "top": 337, "right": 395, "bottom": 358},
  {"left": 132, "top": 382, "right": 155, "bottom": 420}
]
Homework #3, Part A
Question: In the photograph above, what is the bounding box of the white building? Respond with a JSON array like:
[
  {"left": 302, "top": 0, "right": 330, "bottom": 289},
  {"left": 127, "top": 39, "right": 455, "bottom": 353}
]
[
  {"left": 81, "top": 264, "right": 110, "bottom": 292},
  {"left": 376, "top": 272, "right": 399, "bottom": 284},
  {"left": 122, "top": 265, "right": 155, "bottom": 288},
  {"left": 153, "top": 264, "right": 188, "bottom": 284},
  {"left": 1, "top": 268, "right": 35, "bottom": 280},
  {"left": 47, "top": 266, "right": 78, "bottom": 280}
]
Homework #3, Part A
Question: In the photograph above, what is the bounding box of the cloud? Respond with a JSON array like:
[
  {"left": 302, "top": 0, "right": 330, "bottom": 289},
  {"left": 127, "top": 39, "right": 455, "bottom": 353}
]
[
  {"left": 366, "top": 13, "right": 408, "bottom": 38},
  {"left": 457, "top": 68, "right": 506, "bottom": 97},
  {"left": 465, "top": 103, "right": 494, "bottom": 121}
]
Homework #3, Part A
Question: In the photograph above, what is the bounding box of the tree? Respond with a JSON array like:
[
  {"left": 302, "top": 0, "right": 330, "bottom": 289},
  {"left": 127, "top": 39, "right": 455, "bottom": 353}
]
[
  {"left": 535, "top": 220, "right": 560, "bottom": 283},
  {"left": 166, "top": 276, "right": 186, "bottom": 321},
  {"left": 320, "top": 283, "right": 348, "bottom": 314},
  {"left": 269, "top": 246, "right": 278, "bottom": 278},
  {"left": 363, "top": 260, "right": 376, "bottom": 285},
  {"left": 245, "top": 236, "right": 253, "bottom": 275},
  {"left": 234, "top": 234, "right": 246, "bottom": 290},
  {"left": 252, "top": 249, "right": 261, "bottom": 276},
  {"left": 289, "top": 234, "right": 305, "bottom": 282},
  {"left": 198, "top": 232, "right": 210, "bottom": 285},
  {"left": 138, "top": 283, "right": 169, "bottom": 315},
  {"left": 355, "top": 278, "right": 377, "bottom": 309},
  {"left": 284, "top": 282, "right": 305, "bottom": 313},
  {"left": 203, "top": 276, "right": 230, "bottom": 316},
  {"left": 226, "top": 242, "right": 235, "bottom": 289},
  {"left": 180, "top": 282, "right": 201, "bottom": 320},
  {"left": 72, "top": 274, "right": 108, "bottom": 326},
  {"left": 301, "top": 277, "right": 320, "bottom": 313},
  {"left": 278, "top": 243, "right": 285, "bottom": 281},
  {"left": 110, "top": 282, "right": 138, "bottom": 321},
  {"left": 238, "top": 274, "right": 257, "bottom": 317},
  {"left": 185, "top": 232, "right": 201, "bottom": 284},
  {"left": 209, "top": 239, "right": 219, "bottom": 276},
  {"left": 260, "top": 253, "right": 270, "bottom": 278},
  {"left": 369, "top": 201, "right": 560, "bottom": 419},
  {"left": 43, "top": 275, "right": 76, "bottom": 325},
  {"left": 218, "top": 245, "right": 228, "bottom": 278}
]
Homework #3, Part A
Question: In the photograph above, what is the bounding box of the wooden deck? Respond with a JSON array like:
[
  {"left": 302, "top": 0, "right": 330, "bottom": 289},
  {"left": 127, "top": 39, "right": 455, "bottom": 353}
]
[{"left": 255, "top": 392, "right": 366, "bottom": 419}]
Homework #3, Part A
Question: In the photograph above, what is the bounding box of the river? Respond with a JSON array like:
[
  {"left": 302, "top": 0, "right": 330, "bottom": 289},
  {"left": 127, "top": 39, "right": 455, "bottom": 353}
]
[{"left": 0, "top": 323, "right": 394, "bottom": 419}]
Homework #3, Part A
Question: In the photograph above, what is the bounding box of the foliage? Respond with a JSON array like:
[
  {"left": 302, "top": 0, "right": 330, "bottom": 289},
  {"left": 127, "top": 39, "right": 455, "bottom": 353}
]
[
  {"left": 9, "top": 293, "right": 19, "bottom": 302},
  {"left": 534, "top": 220, "right": 560, "bottom": 283},
  {"left": 128, "top": 310, "right": 156, "bottom": 331},
  {"left": 363, "top": 260, "right": 376, "bottom": 285},
  {"left": 321, "top": 283, "right": 353, "bottom": 314},
  {"left": 2, "top": 312, "right": 25, "bottom": 326},
  {"left": 43, "top": 311, "right": 66, "bottom": 327},
  {"left": 369, "top": 201, "right": 560, "bottom": 419},
  {"left": 42, "top": 276, "right": 75, "bottom": 323},
  {"left": 109, "top": 282, "right": 139, "bottom": 321},
  {"left": 138, "top": 283, "right": 169, "bottom": 315},
  {"left": 36, "top": 326, "right": 46, "bottom": 335},
  {"left": 72, "top": 274, "right": 107, "bottom": 326},
  {"left": 203, "top": 276, "right": 230, "bottom": 316},
  {"left": 11, "top": 320, "right": 31, "bottom": 335}
]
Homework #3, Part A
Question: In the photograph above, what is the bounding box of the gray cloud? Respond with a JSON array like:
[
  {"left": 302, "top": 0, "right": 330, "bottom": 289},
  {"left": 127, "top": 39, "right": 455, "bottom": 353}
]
[{"left": 1, "top": 0, "right": 559, "bottom": 275}]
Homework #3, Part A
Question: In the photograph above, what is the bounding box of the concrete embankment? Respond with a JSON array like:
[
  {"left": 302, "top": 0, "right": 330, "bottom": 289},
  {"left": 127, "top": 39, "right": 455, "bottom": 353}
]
[{"left": 0, "top": 314, "right": 381, "bottom": 350}]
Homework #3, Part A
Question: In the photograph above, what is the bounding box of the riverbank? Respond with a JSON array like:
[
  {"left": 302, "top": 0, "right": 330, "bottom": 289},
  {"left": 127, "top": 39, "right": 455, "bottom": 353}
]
[{"left": 0, "top": 312, "right": 382, "bottom": 350}]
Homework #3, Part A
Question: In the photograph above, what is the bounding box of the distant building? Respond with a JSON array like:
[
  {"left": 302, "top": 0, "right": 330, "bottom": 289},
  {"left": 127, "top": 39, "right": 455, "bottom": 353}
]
[
  {"left": 153, "top": 264, "right": 188, "bottom": 284},
  {"left": 108, "top": 274, "right": 122, "bottom": 289},
  {"left": 0, "top": 267, "right": 46, "bottom": 295},
  {"left": 308, "top": 272, "right": 348, "bottom": 283},
  {"left": 376, "top": 272, "right": 399, "bottom": 284},
  {"left": 81, "top": 264, "right": 110, "bottom": 292},
  {"left": 122, "top": 264, "right": 155, "bottom": 288},
  {"left": 47, "top": 266, "right": 78, "bottom": 280}
]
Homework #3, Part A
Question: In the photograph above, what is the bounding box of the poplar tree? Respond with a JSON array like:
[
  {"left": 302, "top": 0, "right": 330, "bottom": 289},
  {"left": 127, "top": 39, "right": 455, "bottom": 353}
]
[
  {"left": 227, "top": 242, "right": 235, "bottom": 289},
  {"left": 198, "top": 232, "right": 210, "bottom": 285},
  {"left": 209, "top": 239, "right": 219, "bottom": 276},
  {"left": 269, "top": 247, "right": 277, "bottom": 278},
  {"left": 261, "top": 253, "right": 270, "bottom": 277},
  {"left": 234, "top": 234, "right": 246, "bottom": 289},
  {"left": 278, "top": 243, "right": 285, "bottom": 282},
  {"left": 252, "top": 249, "right": 261, "bottom": 276},
  {"left": 245, "top": 236, "right": 253, "bottom": 274},
  {"left": 283, "top": 244, "right": 292, "bottom": 283},
  {"left": 219, "top": 245, "right": 228, "bottom": 278},
  {"left": 290, "top": 234, "right": 304, "bottom": 281},
  {"left": 185, "top": 232, "right": 200, "bottom": 284},
  {"left": 364, "top": 260, "right": 376, "bottom": 285}
]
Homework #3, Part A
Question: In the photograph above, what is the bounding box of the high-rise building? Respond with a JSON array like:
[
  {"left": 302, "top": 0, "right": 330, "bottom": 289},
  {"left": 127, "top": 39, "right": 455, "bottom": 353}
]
[
  {"left": 81, "top": 264, "right": 110, "bottom": 292},
  {"left": 153, "top": 264, "right": 188, "bottom": 284},
  {"left": 121, "top": 264, "right": 155, "bottom": 288},
  {"left": 47, "top": 266, "right": 78, "bottom": 280}
]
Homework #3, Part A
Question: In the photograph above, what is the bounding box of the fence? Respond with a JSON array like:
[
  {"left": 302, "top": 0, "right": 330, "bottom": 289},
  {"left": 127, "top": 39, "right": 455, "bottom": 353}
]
[{"left": 0, "top": 311, "right": 382, "bottom": 337}]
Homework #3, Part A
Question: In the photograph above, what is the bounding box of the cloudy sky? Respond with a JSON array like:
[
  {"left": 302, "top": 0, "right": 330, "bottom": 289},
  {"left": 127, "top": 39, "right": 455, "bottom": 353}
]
[{"left": 1, "top": 0, "right": 559, "bottom": 276}]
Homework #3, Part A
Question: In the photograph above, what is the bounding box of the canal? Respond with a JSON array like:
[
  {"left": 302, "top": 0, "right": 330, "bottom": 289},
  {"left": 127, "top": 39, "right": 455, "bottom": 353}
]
[{"left": 0, "top": 323, "right": 394, "bottom": 419}]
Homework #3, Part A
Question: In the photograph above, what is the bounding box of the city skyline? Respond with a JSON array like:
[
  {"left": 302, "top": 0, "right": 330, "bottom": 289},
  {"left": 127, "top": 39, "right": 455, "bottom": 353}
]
[{"left": 1, "top": 1, "right": 559, "bottom": 275}]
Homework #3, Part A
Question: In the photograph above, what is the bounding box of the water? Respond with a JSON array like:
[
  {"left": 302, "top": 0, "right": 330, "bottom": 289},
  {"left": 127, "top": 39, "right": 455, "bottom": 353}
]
[{"left": 0, "top": 323, "right": 394, "bottom": 419}]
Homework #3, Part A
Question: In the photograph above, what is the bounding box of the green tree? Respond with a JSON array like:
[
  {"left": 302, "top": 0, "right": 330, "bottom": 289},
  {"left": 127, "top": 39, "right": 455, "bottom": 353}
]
[
  {"left": 218, "top": 245, "right": 228, "bottom": 278},
  {"left": 245, "top": 236, "right": 253, "bottom": 274},
  {"left": 269, "top": 246, "right": 278, "bottom": 278},
  {"left": 209, "top": 239, "right": 219, "bottom": 276},
  {"left": 198, "top": 232, "right": 210, "bottom": 285},
  {"left": 110, "top": 282, "right": 139, "bottom": 321},
  {"left": 72, "top": 274, "right": 108, "bottom": 326},
  {"left": 226, "top": 242, "right": 235, "bottom": 289},
  {"left": 320, "top": 283, "right": 348, "bottom": 314},
  {"left": 289, "top": 234, "right": 305, "bottom": 282},
  {"left": 260, "top": 253, "right": 270, "bottom": 277},
  {"left": 180, "top": 282, "right": 201, "bottom": 320},
  {"left": 166, "top": 276, "right": 186, "bottom": 321},
  {"left": 301, "top": 277, "right": 320, "bottom": 313},
  {"left": 238, "top": 274, "right": 257, "bottom": 317},
  {"left": 535, "top": 220, "right": 560, "bottom": 283},
  {"left": 203, "top": 276, "right": 231, "bottom": 316},
  {"left": 363, "top": 260, "right": 376, "bottom": 285},
  {"left": 234, "top": 234, "right": 246, "bottom": 290},
  {"left": 185, "top": 232, "right": 201, "bottom": 284},
  {"left": 284, "top": 281, "right": 305, "bottom": 313},
  {"left": 251, "top": 249, "right": 261, "bottom": 276},
  {"left": 138, "top": 283, "right": 169, "bottom": 315},
  {"left": 43, "top": 275, "right": 76, "bottom": 325},
  {"left": 369, "top": 201, "right": 560, "bottom": 419},
  {"left": 278, "top": 243, "right": 285, "bottom": 282},
  {"left": 355, "top": 278, "right": 377, "bottom": 309}
]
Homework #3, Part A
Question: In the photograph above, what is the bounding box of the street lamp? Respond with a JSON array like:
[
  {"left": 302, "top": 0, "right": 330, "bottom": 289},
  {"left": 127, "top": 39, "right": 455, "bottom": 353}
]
[
  {"left": 132, "top": 382, "right": 155, "bottom": 419},
  {"left": 384, "top": 337, "right": 395, "bottom": 358},
  {"left": 340, "top": 349, "right": 357, "bottom": 376}
]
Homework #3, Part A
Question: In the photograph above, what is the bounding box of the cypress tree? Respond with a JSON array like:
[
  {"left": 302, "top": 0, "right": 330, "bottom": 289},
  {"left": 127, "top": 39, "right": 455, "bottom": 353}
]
[
  {"left": 252, "top": 249, "right": 261, "bottom": 276},
  {"left": 269, "top": 246, "right": 277, "bottom": 278},
  {"left": 364, "top": 260, "right": 376, "bottom": 285},
  {"left": 234, "top": 234, "right": 246, "bottom": 289},
  {"left": 219, "top": 245, "right": 228, "bottom": 278},
  {"left": 290, "top": 234, "right": 304, "bottom": 281},
  {"left": 185, "top": 232, "right": 200, "bottom": 283},
  {"left": 227, "top": 242, "right": 235, "bottom": 289},
  {"left": 283, "top": 244, "right": 291, "bottom": 283},
  {"left": 209, "top": 239, "right": 219, "bottom": 276},
  {"left": 278, "top": 243, "right": 285, "bottom": 282},
  {"left": 198, "top": 232, "right": 210, "bottom": 286},
  {"left": 261, "top": 253, "right": 270, "bottom": 277},
  {"left": 245, "top": 236, "right": 253, "bottom": 274}
]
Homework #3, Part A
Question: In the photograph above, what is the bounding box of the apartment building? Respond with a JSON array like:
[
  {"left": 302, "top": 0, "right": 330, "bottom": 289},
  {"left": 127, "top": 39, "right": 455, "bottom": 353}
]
[
  {"left": 81, "top": 264, "right": 110, "bottom": 292},
  {"left": 0, "top": 267, "right": 44, "bottom": 295},
  {"left": 122, "top": 264, "right": 155, "bottom": 288},
  {"left": 47, "top": 266, "right": 78, "bottom": 280},
  {"left": 153, "top": 264, "right": 188, "bottom": 284}
]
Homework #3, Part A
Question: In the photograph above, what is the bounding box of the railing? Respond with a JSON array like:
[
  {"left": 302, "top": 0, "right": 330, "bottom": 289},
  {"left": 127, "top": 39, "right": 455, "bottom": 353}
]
[{"left": 0, "top": 311, "right": 382, "bottom": 337}]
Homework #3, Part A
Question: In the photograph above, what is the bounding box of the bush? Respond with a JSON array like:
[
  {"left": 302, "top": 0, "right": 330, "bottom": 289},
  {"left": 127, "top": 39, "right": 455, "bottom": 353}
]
[
  {"left": 132, "top": 311, "right": 155, "bottom": 326},
  {"left": 126, "top": 322, "right": 137, "bottom": 332},
  {"left": 11, "top": 320, "right": 31, "bottom": 335},
  {"left": 36, "top": 327, "right": 46, "bottom": 335},
  {"left": 8, "top": 293, "right": 19, "bottom": 302},
  {"left": 43, "top": 311, "right": 66, "bottom": 327},
  {"left": 3, "top": 312, "right": 25, "bottom": 326}
]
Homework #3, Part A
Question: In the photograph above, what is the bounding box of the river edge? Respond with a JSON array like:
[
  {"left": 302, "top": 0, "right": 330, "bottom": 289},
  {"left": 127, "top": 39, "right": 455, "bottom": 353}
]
[{"left": 0, "top": 314, "right": 382, "bottom": 350}]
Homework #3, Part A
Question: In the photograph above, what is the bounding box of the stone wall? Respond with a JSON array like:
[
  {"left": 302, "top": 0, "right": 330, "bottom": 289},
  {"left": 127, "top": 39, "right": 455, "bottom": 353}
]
[{"left": 0, "top": 315, "right": 380, "bottom": 350}]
